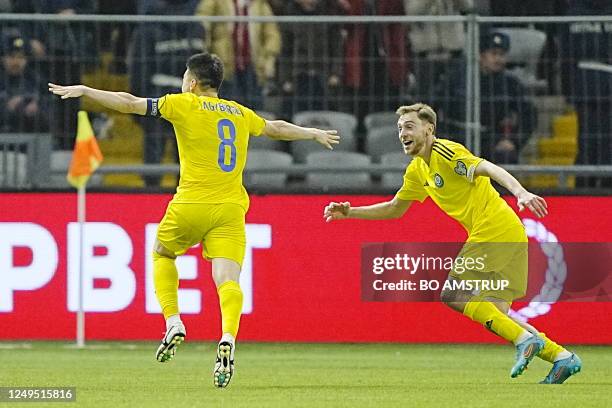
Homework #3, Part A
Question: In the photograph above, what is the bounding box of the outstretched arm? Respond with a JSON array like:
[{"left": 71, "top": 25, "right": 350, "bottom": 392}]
[
  {"left": 263, "top": 119, "right": 340, "bottom": 150},
  {"left": 324, "top": 197, "right": 412, "bottom": 222},
  {"left": 474, "top": 160, "right": 548, "bottom": 218},
  {"left": 48, "top": 83, "right": 147, "bottom": 115}
]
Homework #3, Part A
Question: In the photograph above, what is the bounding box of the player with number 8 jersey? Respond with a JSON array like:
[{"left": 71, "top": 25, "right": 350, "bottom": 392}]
[
  {"left": 49, "top": 53, "right": 339, "bottom": 389},
  {"left": 152, "top": 91, "right": 263, "bottom": 210}
]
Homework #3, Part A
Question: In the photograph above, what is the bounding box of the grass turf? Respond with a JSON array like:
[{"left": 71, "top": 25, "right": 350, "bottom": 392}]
[{"left": 0, "top": 343, "right": 610, "bottom": 408}]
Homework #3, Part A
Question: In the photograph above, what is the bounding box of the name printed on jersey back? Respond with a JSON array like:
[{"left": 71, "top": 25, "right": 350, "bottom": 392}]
[{"left": 201, "top": 100, "right": 244, "bottom": 116}]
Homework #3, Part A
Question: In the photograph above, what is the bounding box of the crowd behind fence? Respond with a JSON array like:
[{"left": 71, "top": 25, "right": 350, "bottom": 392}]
[{"left": 0, "top": 9, "right": 611, "bottom": 193}]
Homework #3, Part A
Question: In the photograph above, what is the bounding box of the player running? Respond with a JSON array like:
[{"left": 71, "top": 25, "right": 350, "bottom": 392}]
[
  {"left": 324, "top": 103, "right": 581, "bottom": 384},
  {"left": 50, "top": 53, "right": 339, "bottom": 388}
]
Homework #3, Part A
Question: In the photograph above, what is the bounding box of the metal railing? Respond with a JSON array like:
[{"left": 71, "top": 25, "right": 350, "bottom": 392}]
[
  {"left": 0, "top": 13, "right": 610, "bottom": 192},
  {"left": 0, "top": 133, "right": 52, "bottom": 188}
]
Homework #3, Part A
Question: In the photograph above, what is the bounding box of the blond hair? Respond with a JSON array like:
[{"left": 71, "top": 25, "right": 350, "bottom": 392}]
[{"left": 396, "top": 103, "right": 437, "bottom": 132}]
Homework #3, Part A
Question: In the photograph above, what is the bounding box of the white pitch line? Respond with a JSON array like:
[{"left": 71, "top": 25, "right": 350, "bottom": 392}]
[{"left": 0, "top": 343, "right": 33, "bottom": 349}]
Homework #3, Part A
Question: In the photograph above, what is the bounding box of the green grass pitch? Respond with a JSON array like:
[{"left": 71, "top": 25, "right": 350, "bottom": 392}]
[{"left": 0, "top": 343, "right": 610, "bottom": 408}]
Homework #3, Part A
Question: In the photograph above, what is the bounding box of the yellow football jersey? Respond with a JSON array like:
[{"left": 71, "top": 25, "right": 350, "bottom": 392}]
[
  {"left": 155, "top": 92, "right": 266, "bottom": 211},
  {"left": 395, "top": 139, "right": 526, "bottom": 242}
]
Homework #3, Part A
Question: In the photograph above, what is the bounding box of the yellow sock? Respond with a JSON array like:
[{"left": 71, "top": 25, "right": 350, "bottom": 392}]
[
  {"left": 217, "top": 280, "right": 243, "bottom": 339},
  {"left": 463, "top": 300, "right": 526, "bottom": 344},
  {"left": 152, "top": 252, "right": 179, "bottom": 319},
  {"left": 537, "top": 333, "right": 567, "bottom": 363}
]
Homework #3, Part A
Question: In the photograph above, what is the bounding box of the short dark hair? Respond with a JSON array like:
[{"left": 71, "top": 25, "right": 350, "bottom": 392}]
[{"left": 186, "top": 53, "right": 224, "bottom": 90}]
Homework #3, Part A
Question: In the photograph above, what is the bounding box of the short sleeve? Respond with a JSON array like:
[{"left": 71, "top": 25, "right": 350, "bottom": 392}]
[
  {"left": 395, "top": 160, "right": 428, "bottom": 203},
  {"left": 240, "top": 105, "right": 266, "bottom": 136},
  {"left": 449, "top": 144, "right": 484, "bottom": 183},
  {"left": 156, "top": 93, "right": 184, "bottom": 122}
]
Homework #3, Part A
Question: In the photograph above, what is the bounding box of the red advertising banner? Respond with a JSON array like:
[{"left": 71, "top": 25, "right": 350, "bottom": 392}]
[{"left": 0, "top": 193, "right": 611, "bottom": 343}]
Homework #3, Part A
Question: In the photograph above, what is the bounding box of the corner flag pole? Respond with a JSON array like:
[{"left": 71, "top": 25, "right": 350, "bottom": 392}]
[
  {"left": 77, "top": 185, "right": 86, "bottom": 348},
  {"left": 67, "top": 111, "right": 104, "bottom": 348}
]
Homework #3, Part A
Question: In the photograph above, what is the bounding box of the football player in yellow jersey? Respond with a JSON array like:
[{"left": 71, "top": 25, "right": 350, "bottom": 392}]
[
  {"left": 324, "top": 103, "right": 581, "bottom": 384},
  {"left": 49, "top": 53, "right": 339, "bottom": 388}
]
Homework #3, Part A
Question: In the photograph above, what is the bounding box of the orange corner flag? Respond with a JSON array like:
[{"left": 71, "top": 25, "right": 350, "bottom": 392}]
[{"left": 67, "top": 111, "right": 104, "bottom": 189}]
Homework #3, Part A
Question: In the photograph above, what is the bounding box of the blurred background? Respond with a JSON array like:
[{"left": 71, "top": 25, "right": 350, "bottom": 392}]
[{"left": 0, "top": 0, "right": 610, "bottom": 193}]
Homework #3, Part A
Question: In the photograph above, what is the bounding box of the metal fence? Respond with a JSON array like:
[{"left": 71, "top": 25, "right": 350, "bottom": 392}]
[
  {"left": 0, "top": 133, "right": 52, "bottom": 189},
  {"left": 0, "top": 14, "right": 610, "bottom": 193}
]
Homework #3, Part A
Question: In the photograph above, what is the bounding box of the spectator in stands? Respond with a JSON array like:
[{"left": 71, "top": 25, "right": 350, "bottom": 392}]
[
  {"left": 561, "top": 0, "right": 612, "bottom": 187},
  {"left": 404, "top": 0, "right": 473, "bottom": 105},
  {"left": 12, "top": 0, "right": 97, "bottom": 148},
  {"left": 196, "top": 0, "right": 281, "bottom": 110},
  {"left": 487, "top": 0, "right": 568, "bottom": 94},
  {"left": 488, "top": 0, "right": 567, "bottom": 17},
  {"left": 96, "top": 1, "right": 138, "bottom": 74},
  {"left": 128, "top": 0, "right": 205, "bottom": 187},
  {"left": 266, "top": 0, "right": 286, "bottom": 15},
  {"left": 0, "top": 31, "right": 49, "bottom": 133},
  {"left": 340, "top": 0, "right": 408, "bottom": 123},
  {"left": 437, "top": 31, "right": 537, "bottom": 164},
  {"left": 278, "top": 0, "right": 344, "bottom": 118}
]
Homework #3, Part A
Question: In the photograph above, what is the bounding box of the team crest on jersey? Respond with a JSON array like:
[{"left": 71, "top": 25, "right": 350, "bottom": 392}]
[
  {"left": 434, "top": 173, "right": 444, "bottom": 187},
  {"left": 454, "top": 161, "right": 467, "bottom": 176}
]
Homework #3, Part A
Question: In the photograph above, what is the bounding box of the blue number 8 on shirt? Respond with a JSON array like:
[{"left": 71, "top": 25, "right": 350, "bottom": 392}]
[{"left": 217, "top": 119, "right": 237, "bottom": 172}]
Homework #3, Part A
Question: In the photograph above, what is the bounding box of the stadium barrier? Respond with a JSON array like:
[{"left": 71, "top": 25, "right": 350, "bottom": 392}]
[
  {"left": 0, "top": 14, "right": 611, "bottom": 192},
  {"left": 1, "top": 193, "right": 610, "bottom": 344},
  {"left": 0, "top": 133, "right": 52, "bottom": 189}
]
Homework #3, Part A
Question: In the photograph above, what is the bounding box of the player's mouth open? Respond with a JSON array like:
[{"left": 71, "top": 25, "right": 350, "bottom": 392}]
[{"left": 403, "top": 140, "right": 413, "bottom": 147}]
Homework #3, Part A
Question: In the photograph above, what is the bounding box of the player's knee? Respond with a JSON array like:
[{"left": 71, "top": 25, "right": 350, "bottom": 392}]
[
  {"left": 153, "top": 240, "right": 176, "bottom": 259},
  {"left": 212, "top": 258, "right": 241, "bottom": 286}
]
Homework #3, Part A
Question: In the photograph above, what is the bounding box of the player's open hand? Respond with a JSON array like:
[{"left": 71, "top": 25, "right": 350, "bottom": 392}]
[
  {"left": 517, "top": 191, "right": 548, "bottom": 218},
  {"left": 324, "top": 201, "right": 350, "bottom": 222},
  {"left": 48, "top": 83, "right": 87, "bottom": 99},
  {"left": 313, "top": 129, "right": 340, "bottom": 150}
]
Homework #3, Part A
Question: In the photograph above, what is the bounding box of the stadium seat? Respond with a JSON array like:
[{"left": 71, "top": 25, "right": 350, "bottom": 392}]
[
  {"left": 365, "top": 125, "right": 402, "bottom": 162},
  {"left": 0, "top": 151, "right": 28, "bottom": 188},
  {"left": 249, "top": 111, "right": 288, "bottom": 151},
  {"left": 244, "top": 150, "right": 293, "bottom": 189},
  {"left": 305, "top": 151, "right": 371, "bottom": 191},
  {"left": 255, "top": 111, "right": 277, "bottom": 121},
  {"left": 291, "top": 111, "right": 358, "bottom": 162},
  {"left": 494, "top": 28, "right": 547, "bottom": 90},
  {"left": 249, "top": 134, "right": 287, "bottom": 152},
  {"left": 380, "top": 152, "right": 412, "bottom": 189},
  {"left": 364, "top": 111, "right": 398, "bottom": 131}
]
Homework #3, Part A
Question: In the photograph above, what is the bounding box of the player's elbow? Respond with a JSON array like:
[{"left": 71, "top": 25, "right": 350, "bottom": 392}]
[
  {"left": 473, "top": 160, "right": 496, "bottom": 179},
  {"left": 263, "top": 120, "right": 285, "bottom": 140},
  {"left": 388, "top": 198, "right": 410, "bottom": 219}
]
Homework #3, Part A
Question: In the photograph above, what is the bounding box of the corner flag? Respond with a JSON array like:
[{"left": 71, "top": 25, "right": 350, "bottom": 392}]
[{"left": 67, "top": 111, "right": 103, "bottom": 188}]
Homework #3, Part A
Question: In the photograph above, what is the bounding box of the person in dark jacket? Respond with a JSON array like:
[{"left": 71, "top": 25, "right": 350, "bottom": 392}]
[
  {"left": 12, "top": 0, "right": 97, "bottom": 148},
  {"left": 278, "top": 0, "right": 344, "bottom": 118},
  {"left": 437, "top": 31, "right": 537, "bottom": 164},
  {"left": 341, "top": 0, "right": 408, "bottom": 121},
  {"left": 560, "top": 0, "right": 612, "bottom": 187},
  {"left": 128, "top": 0, "right": 205, "bottom": 187},
  {"left": 0, "top": 31, "right": 49, "bottom": 133}
]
